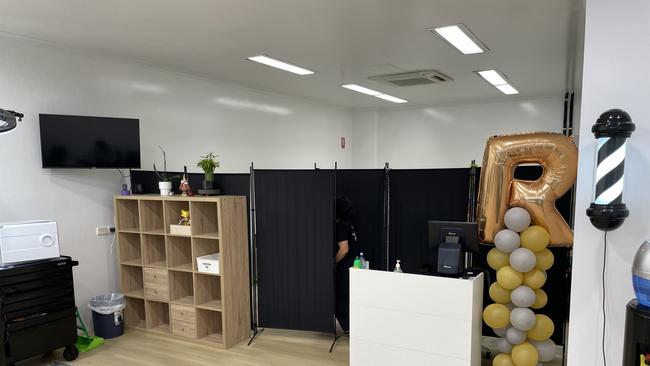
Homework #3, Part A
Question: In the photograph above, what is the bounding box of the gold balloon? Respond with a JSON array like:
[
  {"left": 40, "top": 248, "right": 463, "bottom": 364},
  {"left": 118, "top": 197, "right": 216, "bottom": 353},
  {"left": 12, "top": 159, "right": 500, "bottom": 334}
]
[
  {"left": 531, "top": 289, "right": 548, "bottom": 309},
  {"left": 520, "top": 226, "right": 550, "bottom": 252},
  {"left": 511, "top": 342, "right": 539, "bottom": 366},
  {"left": 489, "top": 282, "right": 512, "bottom": 304},
  {"left": 476, "top": 132, "right": 577, "bottom": 246},
  {"left": 523, "top": 269, "right": 546, "bottom": 290},
  {"left": 488, "top": 248, "right": 510, "bottom": 270},
  {"left": 483, "top": 303, "right": 511, "bottom": 329},
  {"left": 493, "top": 353, "right": 515, "bottom": 366},
  {"left": 535, "top": 249, "right": 555, "bottom": 271},
  {"left": 497, "top": 266, "right": 524, "bottom": 290},
  {"left": 528, "top": 314, "right": 555, "bottom": 341}
]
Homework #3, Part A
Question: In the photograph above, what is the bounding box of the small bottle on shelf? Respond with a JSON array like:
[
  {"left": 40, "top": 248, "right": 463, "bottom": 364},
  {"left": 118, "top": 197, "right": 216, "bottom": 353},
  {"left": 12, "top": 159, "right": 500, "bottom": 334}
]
[
  {"left": 359, "top": 252, "right": 366, "bottom": 269},
  {"left": 393, "top": 260, "right": 403, "bottom": 273},
  {"left": 353, "top": 256, "right": 362, "bottom": 269}
]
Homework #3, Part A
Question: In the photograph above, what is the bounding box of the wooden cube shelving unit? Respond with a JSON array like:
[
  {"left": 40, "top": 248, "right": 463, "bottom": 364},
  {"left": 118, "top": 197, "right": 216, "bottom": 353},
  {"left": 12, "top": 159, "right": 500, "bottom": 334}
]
[{"left": 114, "top": 195, "right": 250, "bottom": 348}]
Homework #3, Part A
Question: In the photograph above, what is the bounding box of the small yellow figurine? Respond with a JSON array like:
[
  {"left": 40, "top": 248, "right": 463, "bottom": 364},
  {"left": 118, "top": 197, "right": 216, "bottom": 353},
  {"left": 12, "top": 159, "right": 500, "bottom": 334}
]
[{"left": 179, "top": 209, "right": 190, "bottom": 226}]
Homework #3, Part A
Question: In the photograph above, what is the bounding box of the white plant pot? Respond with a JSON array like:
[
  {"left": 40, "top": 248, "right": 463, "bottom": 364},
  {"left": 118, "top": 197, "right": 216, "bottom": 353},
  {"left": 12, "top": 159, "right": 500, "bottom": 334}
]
[{"left": 159, "top": 181, "right": 172, "bottom": 196}]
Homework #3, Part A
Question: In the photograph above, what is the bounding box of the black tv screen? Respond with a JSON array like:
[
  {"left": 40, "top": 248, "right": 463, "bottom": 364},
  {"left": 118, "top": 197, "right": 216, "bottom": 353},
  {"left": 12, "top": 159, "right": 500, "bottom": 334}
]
[{"left": 39, "top": 114, "right": 141, "bottom": 168}]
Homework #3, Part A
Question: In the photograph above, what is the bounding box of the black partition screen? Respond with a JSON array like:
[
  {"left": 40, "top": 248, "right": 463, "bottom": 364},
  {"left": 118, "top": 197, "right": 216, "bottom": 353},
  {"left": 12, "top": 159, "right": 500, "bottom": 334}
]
[
  {"left": 388, "top": 169, "right": 471, "bottom": 274},
  {"left": 255, "top": 170, "right": 335, "bottom": 333},
  {"left": 336, "top": 170, "right": 387, "bottom": 270}
]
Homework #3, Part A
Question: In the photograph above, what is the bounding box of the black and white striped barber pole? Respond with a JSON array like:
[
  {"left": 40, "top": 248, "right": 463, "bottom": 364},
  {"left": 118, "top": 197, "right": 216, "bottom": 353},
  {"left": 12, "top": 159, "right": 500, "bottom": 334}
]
[{"left": 586, "top": 109, "right": 635, "bottom": 231}]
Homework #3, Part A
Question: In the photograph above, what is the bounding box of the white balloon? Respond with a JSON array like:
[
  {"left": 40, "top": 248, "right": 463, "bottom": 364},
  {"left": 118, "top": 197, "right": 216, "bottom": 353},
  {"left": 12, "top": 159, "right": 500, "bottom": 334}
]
[
  {"left": 495, "top": 229, "right": 521, "bottom": 253},
  {"left": 493, "top": 327, "right": 508, "bottom": 337},
  {"left": 511, "top": 285, "right": 536, "bottom": 308},
  {"left": 510, "top": 247, "right": 537, "bottom": 273},
  {"left": 504, "top": 207, "right": 531, "bottom": 232},
  {"left": 531, "top": 339, "right": 557, "bottom": 362},
  {"left": 497, "top": 338, "right": 513, "bottom": 353},
  {"left": 506, "top": 327, "right": 527, "bottom": 345},
  {"left": 510, "top": 307, "right": 536, "bottom": 331}
]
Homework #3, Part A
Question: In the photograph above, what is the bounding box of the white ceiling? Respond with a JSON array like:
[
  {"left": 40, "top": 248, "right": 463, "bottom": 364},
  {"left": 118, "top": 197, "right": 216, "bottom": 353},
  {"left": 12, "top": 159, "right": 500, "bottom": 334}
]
[{"left": 0, "top": 0, "right": 581, "bottom": 107}]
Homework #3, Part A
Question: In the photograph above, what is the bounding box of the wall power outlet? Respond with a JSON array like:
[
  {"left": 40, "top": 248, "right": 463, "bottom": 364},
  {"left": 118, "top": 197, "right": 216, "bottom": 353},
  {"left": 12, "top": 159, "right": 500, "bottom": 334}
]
[{"left": 96, "top": 225, "right": 116, "bottom": 236}]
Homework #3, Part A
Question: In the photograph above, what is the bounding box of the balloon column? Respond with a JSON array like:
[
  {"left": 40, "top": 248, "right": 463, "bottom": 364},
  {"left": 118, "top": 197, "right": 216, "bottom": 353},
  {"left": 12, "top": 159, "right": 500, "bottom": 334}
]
[{"left": 483, "top": 207, "right": 557, "bottom": 366}]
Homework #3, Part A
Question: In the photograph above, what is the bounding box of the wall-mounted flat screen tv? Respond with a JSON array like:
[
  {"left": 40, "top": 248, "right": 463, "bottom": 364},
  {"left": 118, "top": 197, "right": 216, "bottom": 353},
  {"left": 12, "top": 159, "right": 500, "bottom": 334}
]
[{"left": 39, "top": 114, "right": 141, "bottom": 168}]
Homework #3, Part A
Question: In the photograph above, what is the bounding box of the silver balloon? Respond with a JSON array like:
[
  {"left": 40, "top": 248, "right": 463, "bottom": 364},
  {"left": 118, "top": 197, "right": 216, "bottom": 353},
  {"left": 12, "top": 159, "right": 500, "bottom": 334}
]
[
  {"left": 493, "top": 327, "right": 508, "bottom": 337},
  {"left": 495, "top": 229, "right": 521, "bottom": 253},
  {"left": 511, "top": 286, "right": 536, "bottom": 308},
  {"left": 506, "top": 327, "right": 527, "bottom": 345},
  {"left": 497, "top": 338, "right": 513, "bottom": 353},
  {"left": 531, "top": 339, "right": 557, "bottom": 362},
  {"left": 510, "top": 307, "right": 536, "bottom": 331},
  {"left": 510, "top": 247, "right": 537, "bottom": 273},
  {"left": 504, "top": 207, "right": 531, "bottom": 232}
]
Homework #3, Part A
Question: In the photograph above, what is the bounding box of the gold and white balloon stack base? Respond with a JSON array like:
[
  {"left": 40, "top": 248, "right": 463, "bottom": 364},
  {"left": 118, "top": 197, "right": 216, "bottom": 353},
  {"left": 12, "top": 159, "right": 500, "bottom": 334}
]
[{"left": 483, "top": 207, "right": 557, "bottom": 366}]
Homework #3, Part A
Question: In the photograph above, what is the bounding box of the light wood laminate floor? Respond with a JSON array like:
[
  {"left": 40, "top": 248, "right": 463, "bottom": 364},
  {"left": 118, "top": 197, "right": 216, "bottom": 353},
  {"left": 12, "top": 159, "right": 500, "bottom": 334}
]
[
  {"left": 18, "top": 330, "right": 563, "bottom": 366},
  {"left": 19, "top": 328, "right": 349, "bottom": 366}
]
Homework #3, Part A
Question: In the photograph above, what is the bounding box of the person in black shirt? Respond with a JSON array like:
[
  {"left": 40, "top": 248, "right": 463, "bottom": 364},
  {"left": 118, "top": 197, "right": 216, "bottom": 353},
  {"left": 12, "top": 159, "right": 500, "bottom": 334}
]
[{"left": 335, "top": 195, "right": 358, "bottom": 333}]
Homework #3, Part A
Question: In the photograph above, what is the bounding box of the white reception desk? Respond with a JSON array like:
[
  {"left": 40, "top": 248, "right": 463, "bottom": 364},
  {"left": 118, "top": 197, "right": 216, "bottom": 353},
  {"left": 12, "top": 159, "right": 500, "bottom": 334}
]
[{"left": 349, "top": 269, "right": 484, "bottom": 366}]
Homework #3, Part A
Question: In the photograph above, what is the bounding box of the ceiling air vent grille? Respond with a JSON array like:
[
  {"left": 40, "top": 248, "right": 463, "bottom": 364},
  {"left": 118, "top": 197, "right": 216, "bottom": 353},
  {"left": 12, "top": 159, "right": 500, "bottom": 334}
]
[{"left": 369, "top": 70, "right": 453, "bottom": 87}]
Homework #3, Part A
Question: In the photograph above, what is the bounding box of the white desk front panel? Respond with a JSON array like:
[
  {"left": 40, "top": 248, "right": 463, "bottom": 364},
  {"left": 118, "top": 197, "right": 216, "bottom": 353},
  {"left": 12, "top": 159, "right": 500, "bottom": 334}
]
[{"left": 349, "top": 269, "right": 483, "bottom": 366}]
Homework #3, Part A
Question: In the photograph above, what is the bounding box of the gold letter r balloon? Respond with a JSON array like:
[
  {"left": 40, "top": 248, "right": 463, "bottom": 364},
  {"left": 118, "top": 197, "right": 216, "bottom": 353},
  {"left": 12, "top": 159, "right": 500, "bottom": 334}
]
[{"left": 477, "top": 132, "right": 578, "bottom": 246}]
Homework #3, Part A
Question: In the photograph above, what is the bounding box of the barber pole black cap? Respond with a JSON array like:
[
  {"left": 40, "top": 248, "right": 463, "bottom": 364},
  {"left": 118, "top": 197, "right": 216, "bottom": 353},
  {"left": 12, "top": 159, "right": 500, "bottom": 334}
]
[{"left": 586, "top": 109, "right": 635, "bottom": 231}]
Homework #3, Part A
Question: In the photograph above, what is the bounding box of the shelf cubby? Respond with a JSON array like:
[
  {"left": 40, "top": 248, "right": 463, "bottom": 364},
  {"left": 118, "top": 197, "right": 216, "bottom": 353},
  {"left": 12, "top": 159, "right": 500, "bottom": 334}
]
[
  {"left": 125, "top": 297, "right": 146, "bottom": 329},
  {"left": 169, "top": 270, "right": 194, "bottom": 305},
  {"left": 142, "top": 234, "right": 167, "bottom": 268},
  {"left": 195, "top": 273, "right": 222, "bottom": 311},
  {"left": 145, "top": 300, "right": 170, "bottom": 334},
  {"left": 163, "top": 200, "right": 190, "bottom": 234},
  {"left": 118, "top": 232, "right": 142, "bottom": 266},
  {"left": 192, "top": 237, "right": 219, "bottom": 271},
  {"left": 167, "top": 236, "right": 193, "bottom": 272},
  {"left": 190, "top": 201, "right": 219, "bottom": 238},
  {"left": 139, "top": 200, "right": 165, "bottom": 234},
  {"left": 121, "top": 265, "right": 144, "bottom": 298},
  {"left": 197, "top": 308, "right": 223, "bottom": 344},
  {"left": 115, "top": 199, "right": 140, "bottom": 231}
]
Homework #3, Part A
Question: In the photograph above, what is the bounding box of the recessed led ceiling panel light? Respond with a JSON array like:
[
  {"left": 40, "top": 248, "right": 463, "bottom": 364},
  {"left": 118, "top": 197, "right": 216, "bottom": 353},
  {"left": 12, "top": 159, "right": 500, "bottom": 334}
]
[
  {"left": 246, "top": 55, "right": 315, "bottom": 75},
  {"left": 375, "top": 94, "right": 408, "bottom": 104},
  {"left": 475, "top": 69, "right": 519, "bottom": 95},
  {"left": 341, "top": 84, "right": 382, "bottom": 96},
  {"left": 431, "top": 24, "right": 488, "bottom": 55},
  {"left": 476, "top": 70, "right": 509, "bottom": 86},
  {"left": 495, "top": 84, "right": 519, "bottom": 95}
]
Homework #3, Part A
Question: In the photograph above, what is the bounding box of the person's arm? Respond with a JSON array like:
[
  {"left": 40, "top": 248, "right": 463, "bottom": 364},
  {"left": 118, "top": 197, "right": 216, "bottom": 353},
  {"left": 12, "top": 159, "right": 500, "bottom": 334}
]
[{"left": 335, "top": 240, "right": 349, "bottom": 263}]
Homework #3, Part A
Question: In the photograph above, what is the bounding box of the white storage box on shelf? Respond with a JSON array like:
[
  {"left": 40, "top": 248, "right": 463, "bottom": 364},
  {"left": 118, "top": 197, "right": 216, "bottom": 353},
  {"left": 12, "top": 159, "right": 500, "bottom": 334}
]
[
  {"left": 196, "top": 253, "right": 220, "bottom": 274},
  {"left": 0, "top": 220, "right": 61, "bottom": 265}
]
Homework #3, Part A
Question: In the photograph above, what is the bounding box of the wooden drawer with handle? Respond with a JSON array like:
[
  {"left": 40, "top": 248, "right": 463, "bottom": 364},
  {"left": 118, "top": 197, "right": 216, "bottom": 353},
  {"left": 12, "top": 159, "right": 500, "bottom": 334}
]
[
  {"left": 172, "top": 319, "right": 197, "bottom": 339},
  {"left": 170, "top": 304, "right": 196, "bottom": 323},
  {"left": 144, "top": 268, "right": 168, "bottom": 286},
  {"left": 144, "top": 283, "right": 169, "bottom": 301}
]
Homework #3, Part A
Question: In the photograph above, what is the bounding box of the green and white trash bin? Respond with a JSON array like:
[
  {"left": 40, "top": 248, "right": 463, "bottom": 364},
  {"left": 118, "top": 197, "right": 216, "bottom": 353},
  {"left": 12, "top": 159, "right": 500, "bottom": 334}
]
[{"left": 89, "top": 293, "right": 125, "bottom": 339}]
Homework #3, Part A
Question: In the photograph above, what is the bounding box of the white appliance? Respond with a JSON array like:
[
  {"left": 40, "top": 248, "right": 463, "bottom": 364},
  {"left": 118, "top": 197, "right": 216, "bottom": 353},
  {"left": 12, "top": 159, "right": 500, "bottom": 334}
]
[
  {"left": 0, "top": 220, "right": 61, "bottom": 265},
  {"left": 196, "top": 253, "right": 220, "bottom": 274}
]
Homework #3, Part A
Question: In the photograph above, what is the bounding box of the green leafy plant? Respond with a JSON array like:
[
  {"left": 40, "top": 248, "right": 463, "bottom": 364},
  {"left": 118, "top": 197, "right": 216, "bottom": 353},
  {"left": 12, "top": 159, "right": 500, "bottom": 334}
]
[
  {"left": 197, "top": 152, "right": 220, "bottom": 182},
  {"left": 153, "top": 146, "right": 180, "bottom": 182}
]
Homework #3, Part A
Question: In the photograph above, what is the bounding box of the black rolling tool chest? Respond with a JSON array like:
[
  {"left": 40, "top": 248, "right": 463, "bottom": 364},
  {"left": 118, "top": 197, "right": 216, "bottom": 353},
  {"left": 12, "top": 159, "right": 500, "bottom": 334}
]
[{"left": 0, "top": 256, "right": 79, "bottom": 365}]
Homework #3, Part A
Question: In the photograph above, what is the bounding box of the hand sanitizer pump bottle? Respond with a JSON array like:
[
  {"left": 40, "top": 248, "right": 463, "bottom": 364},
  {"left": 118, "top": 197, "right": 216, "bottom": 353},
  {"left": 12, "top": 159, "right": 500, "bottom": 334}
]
[{"left": 393, "top": 260, "right": 402, "bottom": 273}]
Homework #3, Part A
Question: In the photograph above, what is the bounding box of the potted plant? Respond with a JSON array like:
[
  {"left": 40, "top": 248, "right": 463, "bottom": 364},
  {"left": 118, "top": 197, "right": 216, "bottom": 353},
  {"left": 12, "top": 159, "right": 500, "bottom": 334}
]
[
  {"left": 197, "top": 152, "right": 220, "bottom": 190},
  {"left": 153, "top": 146, "right": 179, "bottom": 195}
]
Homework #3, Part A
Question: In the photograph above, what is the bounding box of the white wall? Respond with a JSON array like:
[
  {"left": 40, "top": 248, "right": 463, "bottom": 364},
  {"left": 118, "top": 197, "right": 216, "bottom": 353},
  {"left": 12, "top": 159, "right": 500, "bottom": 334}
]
[
  {"left": 350, "top": 96, "right": 564, "bottom": 169},
  {"left": 0, "top": 34, "right": 351, "bottom": 327},
  {"left": 567, "top": 0, "right": 650, "bottom": 365}
]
